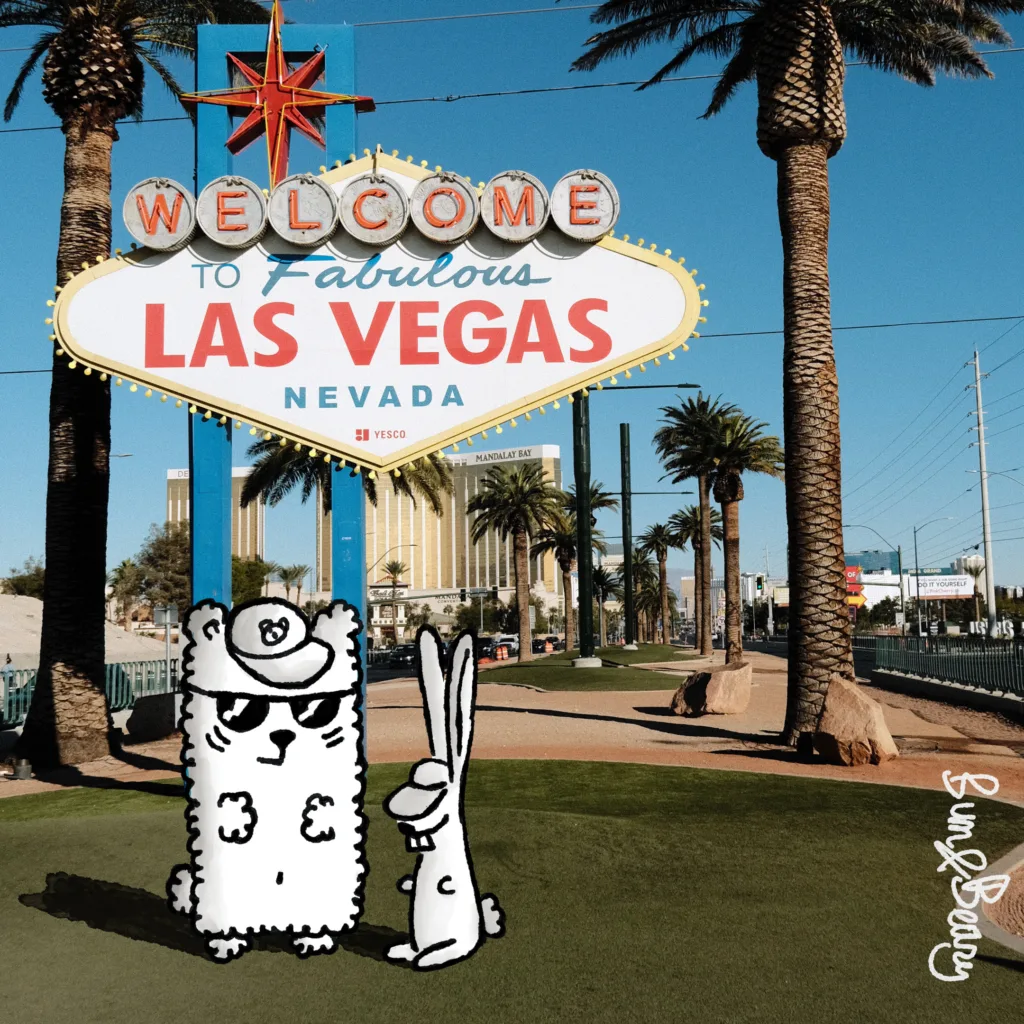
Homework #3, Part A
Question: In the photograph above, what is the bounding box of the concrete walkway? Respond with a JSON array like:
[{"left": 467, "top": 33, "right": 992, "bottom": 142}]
[{"left": 4, "top": 650, "right": 1024, "bottom": 804}]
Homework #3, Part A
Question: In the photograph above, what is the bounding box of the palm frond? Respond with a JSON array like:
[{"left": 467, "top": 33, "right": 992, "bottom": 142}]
[{"left": 3, "top": 30, "right": 53, "bottom": 121}]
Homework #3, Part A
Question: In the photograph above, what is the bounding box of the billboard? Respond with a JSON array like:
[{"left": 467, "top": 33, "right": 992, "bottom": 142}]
[
  {"left": 906, "top": 575, "right": 974, "bottom": 601},
  {"left": 52, "top": 152, "right": 704, "bottom": 474}
]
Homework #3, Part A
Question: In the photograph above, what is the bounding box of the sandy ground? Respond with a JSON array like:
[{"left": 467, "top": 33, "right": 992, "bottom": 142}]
[{"left": 5, "top": 650, "right": 1024, "bottom": 807}]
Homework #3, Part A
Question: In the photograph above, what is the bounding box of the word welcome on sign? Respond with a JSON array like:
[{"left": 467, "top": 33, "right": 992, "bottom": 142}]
[
  {"left": 53, "top": 151, "right": 705, "bottom": 473},
  {"left": 124, "top": 166, "right": 619, "bottom": 252}
]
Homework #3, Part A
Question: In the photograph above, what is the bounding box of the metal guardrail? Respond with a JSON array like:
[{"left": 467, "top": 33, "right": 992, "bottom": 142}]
[
  {"left": 873, "top": 635, "right": 1024, "bottom": 695},
  {"left": 0, "top": 659, "right": 179, "bottom": 729}
]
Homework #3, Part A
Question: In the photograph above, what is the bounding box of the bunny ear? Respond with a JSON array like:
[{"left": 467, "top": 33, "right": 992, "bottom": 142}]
[
  {"left": 446, "top": 630, "right": 477, "bottom": 775},
  {"left": 416, "top": 625, "right": 448, "bottom": 763}
]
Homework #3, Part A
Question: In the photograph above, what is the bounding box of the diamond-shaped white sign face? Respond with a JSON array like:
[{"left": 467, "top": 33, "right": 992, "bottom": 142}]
[{"left": 55, "top": 153, "right": 702, "bottom": 472}]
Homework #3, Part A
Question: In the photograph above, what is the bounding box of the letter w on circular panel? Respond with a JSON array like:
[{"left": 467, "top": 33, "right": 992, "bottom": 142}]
[
  {"left": 269, "top": 173, "right": 339, "bottom": 247},
  {"left": 123, "top": 178, "right": 196, "bottom": 252},
  {"left": 196, "top": 176, "right": 268, "bottom": 249},
  {"left": 338, "top": 173, "right": 410, "bottom": 246},
  {"left": 550, "top": 169, "right": 620, "bottom": 242},
  {"left": 480, "top": 171, "right": 550, "bottom": 243},
  {"left": 410, "top": 174, "right": 480, "bottom": 244}
]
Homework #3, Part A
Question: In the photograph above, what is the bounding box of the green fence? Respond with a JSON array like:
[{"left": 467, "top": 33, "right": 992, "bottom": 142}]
[
  {"left": 1, "top": 659, "right": 179, "bottom": 729},
  {"left": 874, "top": 636, "right": 1024, "bottom": 695}
]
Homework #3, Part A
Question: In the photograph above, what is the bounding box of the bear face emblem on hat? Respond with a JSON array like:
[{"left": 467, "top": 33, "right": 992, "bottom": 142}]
[{"left": 227, "top": 599, "right": 334, "bottom": 689}]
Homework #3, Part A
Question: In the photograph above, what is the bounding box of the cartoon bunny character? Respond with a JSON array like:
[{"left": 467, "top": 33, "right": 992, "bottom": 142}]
[
  {"left": 383, "top": 627, "right": 505, "bottom": 970},
  {"left": 167, "top": 597, "right": 367, "bottom": 962}
]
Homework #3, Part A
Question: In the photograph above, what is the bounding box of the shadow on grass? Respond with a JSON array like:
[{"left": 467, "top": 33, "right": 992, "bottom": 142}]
[
  {"left": 33, "top": 767, "right": 183, "bottom": 798},
  {"left": 20, "top": 873, "right": 407, "bottom": 964},
  {"left": 476, "top": 703, "right": 773, "bottom": 745},
  {"left": 977, "top": 953, "right": 1024, "bottom": 974}
]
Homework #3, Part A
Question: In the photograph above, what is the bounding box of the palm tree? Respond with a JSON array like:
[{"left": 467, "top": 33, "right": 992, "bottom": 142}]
[
  {"left": 261, "top": 560, "right": 281, "bottom": 597},
  {"left": 638, "top": 524, "right": 675, "bottom": 646},
  {"left": 563, "top": 481, "right": 620, "bottom": 519},
  {"left": 531, "top": 508, "right": 608, "bottom": 652},
  {"left": 570, "top": 3, "right": 1018, "bottom": 739},
  {"left": 107, "top": 558, "right": 142, "bottom": 630},
  {"left": 382, "top": 559, "right": 408, "bottom": 644},
  {"left": 467, "top": 463, "right": 561, "bottom": 663},
  {"left": 618, "top": 548, "right": 658, "bottom": 643},
  {"left": 655, "top": 394, "right": 738, "bottom": 657},
  {"left": 277, "top": 565, "right": 304, "bottom": 603},
  {"left": 964, "top": 562, "right": 985, "bottom": 623},
  {"left": 708, "top": 413, "right": 784, "bottom": 663},
  {"left": 4, "top": 0, "right": 269, "bottom": 770},
  {"left": 668, "top": 505, "right": 723, "bottom": 647},
  {"left": 292, "top": 563, "right": 312, "bottom": 609},
  {"left": 241, "top": 438, "right": 454, "bottom": 517},
  {"left": 592, "top": 564, "right": 623, "bottom": 648}
]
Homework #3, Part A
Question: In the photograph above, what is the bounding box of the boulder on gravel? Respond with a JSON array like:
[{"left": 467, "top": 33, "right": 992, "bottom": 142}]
[
  {"left": 813, "top": 676, "right": 899, "bottom": 766},
  {"left": 671, "top": 661, "right": 752, "bottom": 716}
]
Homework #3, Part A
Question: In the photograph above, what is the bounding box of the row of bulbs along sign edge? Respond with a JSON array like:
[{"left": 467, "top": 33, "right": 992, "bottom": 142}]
[{"left": 51, "top": 150, "right": 708, "bottom": 475}]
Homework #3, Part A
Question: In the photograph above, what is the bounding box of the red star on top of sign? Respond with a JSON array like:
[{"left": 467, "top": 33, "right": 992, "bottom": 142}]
[{"left": 181, "top": 0, "right": 374, "bottom": 188}]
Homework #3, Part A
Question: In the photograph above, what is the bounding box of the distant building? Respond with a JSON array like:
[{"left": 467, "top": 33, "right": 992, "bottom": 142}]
[
  {"left": 315, "top": 444, "right": 563, "bottom": 609},
  {"left": 845, "top": 549, "right": 901, "bottom": 574},
  {"left": 167, "top": 468, "right": 265, "bottom": 560}
]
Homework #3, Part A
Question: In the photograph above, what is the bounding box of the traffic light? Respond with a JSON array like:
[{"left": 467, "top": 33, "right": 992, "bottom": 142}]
[
  {"left": 459, "top": 588, "right": 467, "bottom": 602},
  {"left": 756, "top": 574, "right": 764, "bottom": 593}
]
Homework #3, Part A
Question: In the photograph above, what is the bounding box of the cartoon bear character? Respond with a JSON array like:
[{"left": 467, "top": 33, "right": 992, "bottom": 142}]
[{"left": 167, "top": 598, "right": 367, "bottom": 962}]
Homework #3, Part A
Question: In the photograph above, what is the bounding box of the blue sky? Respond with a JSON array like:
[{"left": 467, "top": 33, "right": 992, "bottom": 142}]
[{"left": 2, "top": 1, "right": 1023, "bottom": 587}]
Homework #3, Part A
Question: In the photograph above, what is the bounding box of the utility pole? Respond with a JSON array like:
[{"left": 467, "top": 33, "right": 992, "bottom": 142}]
[
  {"left": 970, "top": 350, "right": 998, "bottom": 638},
  {"left": 573, "top": 392, "right": 599, "bottom": 665},
  {"left": 620, "top": 424, "right": 637, "bottom": 650},
  {"left": 765, "top": 544, "right": 774, "bottom": 638}
]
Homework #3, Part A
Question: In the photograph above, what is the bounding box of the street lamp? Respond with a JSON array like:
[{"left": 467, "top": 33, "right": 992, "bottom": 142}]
[
  {"left": 842, "top": 524, "right": 905, "bottom": 635},
  {"left": 968, "top": 468, "right": 1024, "bottom": 488},
  {"left": 912, "top": 517, "right": 955, "bottom": 637}
]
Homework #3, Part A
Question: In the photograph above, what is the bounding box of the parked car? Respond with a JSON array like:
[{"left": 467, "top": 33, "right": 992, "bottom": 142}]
[
  {"left": 494, "top": 634, "right": 520, "bottom": 655},
  {"left": 475, "top": 637, "right": 496, "bottom": 660},
  {"left": 387, "top": 644, "right": 418, "bottom": 669},
  {"left": 544, "top": 635, "right": 564, "bottom": 651},
  {"left": 531, "top": 638, "right": 548, "bottom": 654}
]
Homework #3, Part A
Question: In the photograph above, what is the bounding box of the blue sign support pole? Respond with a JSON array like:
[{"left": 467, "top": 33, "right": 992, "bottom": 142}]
[{"left": 191, "top": 22, "right": 366, "bottom": 710}]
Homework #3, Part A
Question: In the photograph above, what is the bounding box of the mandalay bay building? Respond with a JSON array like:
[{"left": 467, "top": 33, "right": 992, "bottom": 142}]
[{"left": 315, "top": 444, "right": 563, "bottom": 608}]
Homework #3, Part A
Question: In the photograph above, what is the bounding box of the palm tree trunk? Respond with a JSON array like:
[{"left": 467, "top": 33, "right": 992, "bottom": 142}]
[
  {"left": 658, "top": 556, "right": 670, "bottom": 646},
  {"left": 18, "top": 119, "right": 116, "bottom": 770},
  {"left": 698, "top": 473, "right": 713, "bottom": 656},
  {"left": 561, "top": 564, "right": 575, "bottom": 651},
  {"left": 777, "top": 143, "right": 853, "bottom": 746},
  {"left": 514, "top": 530, "right": 533, "bottom": 662},
  {"left": 974, "top": 589, "right": 981, "bottom": 623},
  {"left": 722, "top": 499, "right": 742, "bottom": 663},
  {"left": 391, "top": 582, "right": 397, "bottom": 643},
  {"left": 692, "top": 543, "right": 702, "bottom": 651}
]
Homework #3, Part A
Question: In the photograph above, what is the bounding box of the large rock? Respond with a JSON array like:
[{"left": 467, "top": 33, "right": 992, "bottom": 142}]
[
  {"left": 124, "top": 693, "right": 183, "bottom": 743},
  {"left": 813, "top": 676, "right": 899, "bottom": 766},
  {"left": 671, "top": 661, "right": 752, "bottom": 716}
]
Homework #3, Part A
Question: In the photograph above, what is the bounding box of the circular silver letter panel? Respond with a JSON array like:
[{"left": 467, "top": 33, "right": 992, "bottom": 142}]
[
  {"left": 410, "top": 175, "right": 480, "bottom": 245},
  {"left": 123, "top": 178, "right": 196, "bottom": 251},
  {"left": 480, "top": 171, "right": 550, "bottom": 243},
  {"left": 550, "top": 170, "right": 620, "bottom": 242},
  {"left": 338, "top": 174, "right": 410, "bottom": 246},
  {"left": 196, "top": 177, "right": 268, "bottom": 249},
  {"left": 269, "top": 174, "right": 339, "bottom": 247}
]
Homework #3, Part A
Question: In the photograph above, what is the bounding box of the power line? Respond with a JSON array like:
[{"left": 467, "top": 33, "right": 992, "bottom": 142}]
[
  {"left": 980, "top": 316, "right": 1024, "bottom": 353},
  {"left": 3, "top": 47, "right": 1024, "bottom": 133}
]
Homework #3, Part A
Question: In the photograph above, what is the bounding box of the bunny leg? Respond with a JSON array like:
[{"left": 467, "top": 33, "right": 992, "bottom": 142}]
[
  {"left": 481, "top": 894, "right": 505, "bottom": 938},
  {"left": 412, "top": 938, "right": 467, "bottom": 970},
  {"left": 385, "top": 941, "right": 418, "bottom": 963}
]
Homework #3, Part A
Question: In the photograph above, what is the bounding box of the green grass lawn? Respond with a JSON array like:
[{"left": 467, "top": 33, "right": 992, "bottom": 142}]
[
  {"left": 481, "top": 644, "right": 695, "bottom": 690},
  {"left": 1, "top": 762, "right": 1022, "bottom": 1024}
]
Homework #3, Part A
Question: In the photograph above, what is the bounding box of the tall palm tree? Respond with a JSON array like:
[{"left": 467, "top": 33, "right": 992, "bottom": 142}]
[
  {"left": 592, "top": 564, "right": 623, "bottom": 648},
  {"left": 382, "top": 559, "right": 408, "bottom": 644},
  {"left": 107, "top": 558, "right": 142, "bottom": 630},
  {"left": 668, "top": 505, "right": 723, "bottom": 647},
  {"left": 468, "top": 463, "right": 561, "bottom": 662},
  {"left": 4, "top": 0, "right": 269, "bottom": 770},
  {"left": 277, "top": 565, "right": 304, "bottom": 603},
  {"left": 563, "top": 481, "right": 620, "bottom": 519},
  {"left": 655, "top": 394, "right": 738, "bottom": 657},
  {"left": 291, "top": 563, "right": 312, "bottom": 610},
  {"left": 570, "top": 3, "right": 1018, "bottom": 739},
  {"left": 964, "top": 562, "right": 985, "bottom": 623},
  {"left": 531, "top": 508, "right": 608, "bottom": 652},
  {"left": 638, "top": 523, "right": 675, "bottom": 645},
  {"left": 708, "top": 413, "right": 784, "bottom": 663}
]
